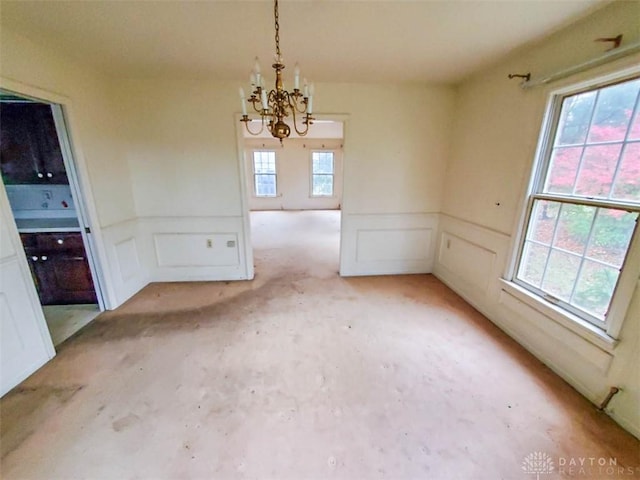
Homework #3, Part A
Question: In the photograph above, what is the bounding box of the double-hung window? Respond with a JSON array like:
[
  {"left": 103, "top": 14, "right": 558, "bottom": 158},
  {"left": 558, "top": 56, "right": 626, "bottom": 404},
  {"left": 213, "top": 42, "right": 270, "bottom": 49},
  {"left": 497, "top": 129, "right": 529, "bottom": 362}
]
[
  {"left": 253, "top": 151, "right": 277, "bottom": 197},
  {"left": 514, "top": 74, "right": 640, "bottom": 332},
  {"left": 311, "top": 151, "right": 334, "bottom": 196}
]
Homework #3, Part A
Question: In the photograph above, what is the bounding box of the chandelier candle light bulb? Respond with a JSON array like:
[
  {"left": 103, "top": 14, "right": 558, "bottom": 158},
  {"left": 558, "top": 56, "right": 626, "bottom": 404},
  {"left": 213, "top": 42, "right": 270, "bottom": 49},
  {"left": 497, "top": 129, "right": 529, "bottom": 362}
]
[
  {"left": 239, "top": 88, "right": 247, "bottom": 116},
  {"left": 239, "top": 0, "right": 314, "bottom": 142}
]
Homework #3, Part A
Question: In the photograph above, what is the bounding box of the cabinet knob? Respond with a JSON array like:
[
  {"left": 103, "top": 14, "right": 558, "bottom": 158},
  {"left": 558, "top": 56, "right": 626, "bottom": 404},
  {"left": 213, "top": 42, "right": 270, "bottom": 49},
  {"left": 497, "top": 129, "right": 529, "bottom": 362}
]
[
  {"left": 46, "top": 172, "right": 53, "bottom": 178},
  {"left": 31, "top": 256, "right": 38, "bottom": 261},
  {"left": 41, "top": 256, "right": 48, "bottom": 261},
  {"left": 37, "top": 173, "right": 44, "bottom": 178},
  {"left": 57, "top": 239, "right": 64, "bottom": 244}
]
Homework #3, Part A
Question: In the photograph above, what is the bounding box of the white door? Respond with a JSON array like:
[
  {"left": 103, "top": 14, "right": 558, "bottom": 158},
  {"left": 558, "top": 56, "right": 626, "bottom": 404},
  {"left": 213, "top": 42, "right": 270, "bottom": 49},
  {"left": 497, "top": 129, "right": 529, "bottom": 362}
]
[{"left": 0, "top": 185, "right": 54, "bottom": 396}]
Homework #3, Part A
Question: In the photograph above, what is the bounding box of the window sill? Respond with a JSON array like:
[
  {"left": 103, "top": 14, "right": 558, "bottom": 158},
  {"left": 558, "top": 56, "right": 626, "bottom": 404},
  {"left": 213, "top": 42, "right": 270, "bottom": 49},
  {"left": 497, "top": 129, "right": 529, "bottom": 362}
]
[{"left": 498, "top": 279, "right": 618, "bottom": 353}]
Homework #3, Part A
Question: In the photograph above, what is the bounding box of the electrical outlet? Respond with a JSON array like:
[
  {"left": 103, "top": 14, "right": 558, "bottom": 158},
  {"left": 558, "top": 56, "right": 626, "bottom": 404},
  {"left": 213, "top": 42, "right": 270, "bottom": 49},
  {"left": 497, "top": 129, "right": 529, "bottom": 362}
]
[{"left": 206, "top": 239, "right": 213, "bottom": 248}]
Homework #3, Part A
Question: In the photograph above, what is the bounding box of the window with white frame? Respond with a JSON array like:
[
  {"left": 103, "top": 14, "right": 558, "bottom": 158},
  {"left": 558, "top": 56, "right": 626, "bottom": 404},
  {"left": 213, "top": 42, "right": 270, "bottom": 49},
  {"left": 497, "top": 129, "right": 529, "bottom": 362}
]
[
  {"left": 311, "top": 151, "right": 334, "bottom": 196},
  {"left": 253, "top": 151, "right": 277, "bottom": 197},
  {"left": 514, "top": 75, "right": 640, "bottom": 330}
]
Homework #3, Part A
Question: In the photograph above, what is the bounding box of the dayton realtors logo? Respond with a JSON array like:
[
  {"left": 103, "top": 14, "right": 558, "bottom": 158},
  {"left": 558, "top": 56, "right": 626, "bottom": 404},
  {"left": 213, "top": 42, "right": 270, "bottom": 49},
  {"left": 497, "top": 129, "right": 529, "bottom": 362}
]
[
  {"left": 522, "top": 452, "right": 640, "bottom": 478},
  {"left": 522, "top": 451, "right": 555, "bottom": 479}
]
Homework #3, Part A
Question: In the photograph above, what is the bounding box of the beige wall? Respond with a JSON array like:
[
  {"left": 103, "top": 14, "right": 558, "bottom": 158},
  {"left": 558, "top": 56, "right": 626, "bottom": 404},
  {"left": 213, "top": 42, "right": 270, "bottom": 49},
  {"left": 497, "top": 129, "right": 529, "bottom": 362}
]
[
  {"left": 112, "top": 79, "right": 454, "bottom": 277},
  {"left": 114, "top": 80, "right": 454, "bottom": 218},
  {"left": 442, "top": 0, "right": 640, "bottom": 233},
  {"left": 438, "top": 0, "right": 640, "bottom": 437},
  {"left": 322, "top": 83, "right": 454, "bottom": 214},
  {"left": 0, "top": 28, "right": 144, "bottom": 308},
  {"left": 112, "top": 79, "right": 244, "bottom": 218},
  {"left": 0, "top": 29, "right": 136, "bottom": 228},
  {"left": 245, "top": 138, "right": 343, "bottom": 211}
]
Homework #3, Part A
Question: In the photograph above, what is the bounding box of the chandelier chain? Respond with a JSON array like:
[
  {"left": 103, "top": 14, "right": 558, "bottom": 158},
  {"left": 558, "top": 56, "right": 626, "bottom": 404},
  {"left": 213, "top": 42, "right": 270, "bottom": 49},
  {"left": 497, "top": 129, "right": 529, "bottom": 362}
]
[{"left": 274, "top": 0, "right": 281, "bottom": 58}]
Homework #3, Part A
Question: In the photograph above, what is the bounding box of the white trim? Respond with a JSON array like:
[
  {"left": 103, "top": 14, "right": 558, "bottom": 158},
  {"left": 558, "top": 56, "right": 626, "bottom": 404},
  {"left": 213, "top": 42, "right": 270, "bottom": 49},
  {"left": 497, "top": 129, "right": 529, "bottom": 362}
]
[
  {"left": 235, "top": 111, "right": 350, "bottom": 277},
  {"left": 499, "top": 279, "right": 617, "bottom": 352},
  {"left": 541, "top": 64, "right": 640, "bottom": 97},
  {"left": 509, "top": 67, "right": 640, "bottom": 338},
  {"left": 234, "top": 113, "right": 254, "bottom": 280},
  {"left": 522, "top": 42, "right": 640, "bottom": 89},
  {"left": 50, "top": 105, "right": 106, "bottom": 311},
  {"left": 0, "top": 76, "right": 116, "bottom": 309}
]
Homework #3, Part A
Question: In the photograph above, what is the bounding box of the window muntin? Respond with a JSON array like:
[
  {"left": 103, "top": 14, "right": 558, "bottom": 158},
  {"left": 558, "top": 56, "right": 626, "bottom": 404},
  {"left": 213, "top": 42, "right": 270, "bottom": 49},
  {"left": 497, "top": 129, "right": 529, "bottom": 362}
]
[
  {"left": 311, "top": 151, "right": 334, "bottom": 196},
  {"left": 515, "top": 76, "right": 640, "bottom": 327},
  {"left": 253, "top": 151, "right": 276, "bottom": 197}
]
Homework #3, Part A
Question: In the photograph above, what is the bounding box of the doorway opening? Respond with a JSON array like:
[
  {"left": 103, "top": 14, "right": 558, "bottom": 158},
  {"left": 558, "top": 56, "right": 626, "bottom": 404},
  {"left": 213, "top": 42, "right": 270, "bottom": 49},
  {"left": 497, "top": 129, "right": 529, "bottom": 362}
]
[
  {"left": 0, "top": 90, "right": 104, "bottom": 347},
  {"left": 241, "top": 120, "right": 344, "bottom": 278}
]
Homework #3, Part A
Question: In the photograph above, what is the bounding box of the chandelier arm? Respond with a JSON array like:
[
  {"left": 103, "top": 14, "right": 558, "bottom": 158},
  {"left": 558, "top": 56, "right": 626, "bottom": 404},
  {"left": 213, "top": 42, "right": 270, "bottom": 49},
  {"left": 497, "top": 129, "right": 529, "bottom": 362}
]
[
  {"left": 289, "top": 99, "right": 310, "bottom": 137},
  {"left": 291, "top": 94, "right": 308, "bottom": 114},
  {"left": 292, "top": 120, "right": 310, "bottom": 137},
  {"left": 243, "top": 117, "right": 266, "bottom": 136},
  {"left": 249, "top": 97, "right": 264, "bottom": 115}
]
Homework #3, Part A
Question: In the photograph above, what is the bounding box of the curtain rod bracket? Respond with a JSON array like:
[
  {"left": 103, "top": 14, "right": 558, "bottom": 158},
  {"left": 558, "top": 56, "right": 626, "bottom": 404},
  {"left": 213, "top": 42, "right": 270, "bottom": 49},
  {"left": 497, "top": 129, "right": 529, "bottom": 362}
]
[
  {"left": 595, "top": 34, "right": 623, "bottom": 51},
  {"left": 508, "top": 73, "right": 531, "bottom": 82}
]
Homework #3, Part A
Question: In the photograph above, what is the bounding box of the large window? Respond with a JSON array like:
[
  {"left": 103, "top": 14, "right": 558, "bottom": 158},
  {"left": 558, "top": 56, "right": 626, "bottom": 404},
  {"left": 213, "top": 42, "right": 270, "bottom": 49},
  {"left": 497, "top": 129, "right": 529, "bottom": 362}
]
[
  {"left": 515, "top": 75, "right": 640, "bottom": 330},
  {"left": 253, "top": 151, "right": 277, "bottom": 197},
  {"left": 311, "top": 151, "right": 334, "bottom": 196}
]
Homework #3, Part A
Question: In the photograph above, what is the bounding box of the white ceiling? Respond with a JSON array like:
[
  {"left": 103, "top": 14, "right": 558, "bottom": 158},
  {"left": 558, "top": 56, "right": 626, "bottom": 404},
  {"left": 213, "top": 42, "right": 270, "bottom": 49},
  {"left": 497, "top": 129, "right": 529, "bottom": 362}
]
[{"left": 1, "top": 0, "right": 606, "bottom": 84}]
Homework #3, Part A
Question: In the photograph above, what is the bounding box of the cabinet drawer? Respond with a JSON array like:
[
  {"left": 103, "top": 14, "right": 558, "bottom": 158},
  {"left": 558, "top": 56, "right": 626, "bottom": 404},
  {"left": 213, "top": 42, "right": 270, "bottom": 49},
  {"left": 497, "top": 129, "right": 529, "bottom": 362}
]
[{"left": 34, "top": 232, "right": 84, "bottom": 252}]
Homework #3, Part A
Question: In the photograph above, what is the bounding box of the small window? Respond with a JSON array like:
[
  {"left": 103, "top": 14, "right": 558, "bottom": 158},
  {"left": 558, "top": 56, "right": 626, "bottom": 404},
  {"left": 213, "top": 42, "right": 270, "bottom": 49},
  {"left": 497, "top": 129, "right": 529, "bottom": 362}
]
[
  {"left": 253, "top": 151, "right": 277, "bottom": 197},
  {"left": 311, "top": 151, "right": 334, "bottom": 196},
  {"left": 515, "top": 76, "right": 640, "bottom": 329}
]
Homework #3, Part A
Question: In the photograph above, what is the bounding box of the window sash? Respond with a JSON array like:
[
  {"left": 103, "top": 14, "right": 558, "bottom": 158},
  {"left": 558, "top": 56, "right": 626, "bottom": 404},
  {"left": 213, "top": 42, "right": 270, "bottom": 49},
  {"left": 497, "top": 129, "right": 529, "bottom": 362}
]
[
  {"left": 254, "top": 173, "right": 276, "bottom": 197},
  {"left": 515, "top": 195, "right": 638, "bottom": 326},
  {"left": 514, "top": 73, "right": 640, "bottom": 331},
  {"left": 311, "top": 151, "right": 335, "bottom": 197},
  {"left": 252, "top": 151, "right": 277, "bottom": 197},
  {"left": 312, "top": 174, "right": 334, "bottom": 196}
]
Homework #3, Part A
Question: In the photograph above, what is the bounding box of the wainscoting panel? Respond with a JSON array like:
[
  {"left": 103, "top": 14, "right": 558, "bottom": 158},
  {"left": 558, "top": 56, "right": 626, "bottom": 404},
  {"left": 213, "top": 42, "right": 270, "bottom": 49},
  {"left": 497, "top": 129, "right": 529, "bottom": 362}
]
[
  {"left": 138, "top": 216, "right": 249, "bottom": 282},
  {"left": 433, "top": 213, "right": 639, "bottom": 438},
  {"left": 437, "top": 232, "right": 496, "bottom": 294},
  {"left": 101, "top": 219, "right": 147, "bottom": 307},
  {"left": 340, "top": 213, "right": 437, "bottom": 276},
  {"left": 114, "top": 237, "right": 140, "bottom": 282},
  {"left": 154, "top": 233, "right": 239, "bottom": 267}
]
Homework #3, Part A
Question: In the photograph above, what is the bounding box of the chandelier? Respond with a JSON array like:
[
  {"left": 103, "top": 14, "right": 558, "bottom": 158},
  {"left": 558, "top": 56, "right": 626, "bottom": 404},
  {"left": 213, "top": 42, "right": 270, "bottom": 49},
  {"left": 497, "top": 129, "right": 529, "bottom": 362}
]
[{"left": 239, "top": 0, "right": 314, "bottom": 143}]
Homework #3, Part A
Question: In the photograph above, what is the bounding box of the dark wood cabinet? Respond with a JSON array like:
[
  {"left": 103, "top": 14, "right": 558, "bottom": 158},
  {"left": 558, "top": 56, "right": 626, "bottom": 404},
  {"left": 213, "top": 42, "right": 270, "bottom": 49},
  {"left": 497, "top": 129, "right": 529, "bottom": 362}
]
[
  {"left": 1, "top": 103, "right": 68, "bottom": 185},
  {"left": 22, "top": 232, "right": 97, "bottom": 305}
]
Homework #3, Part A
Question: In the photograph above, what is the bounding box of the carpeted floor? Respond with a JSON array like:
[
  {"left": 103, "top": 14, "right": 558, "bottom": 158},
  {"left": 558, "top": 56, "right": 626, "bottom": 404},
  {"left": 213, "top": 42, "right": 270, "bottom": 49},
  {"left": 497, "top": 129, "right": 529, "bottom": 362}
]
[
  {"left": 1, "top": 210, "right": 638, "bottom": 479},
  {"left": 43, "top": 304, "right": 101, "bottom": 346}
]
